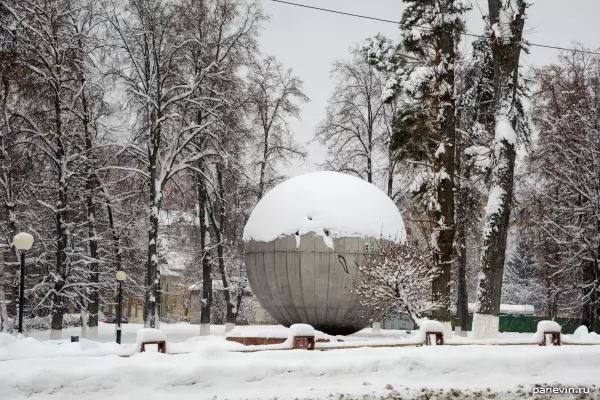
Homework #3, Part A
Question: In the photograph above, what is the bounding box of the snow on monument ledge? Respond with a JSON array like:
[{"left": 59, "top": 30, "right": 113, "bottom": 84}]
[{"left": 243, "top": 171, "right": 406, "bottom": 249}]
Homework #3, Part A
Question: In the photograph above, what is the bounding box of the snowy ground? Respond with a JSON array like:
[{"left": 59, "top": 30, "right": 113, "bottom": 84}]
[
  {"left": 26, "top": 322, "right": 417, "bottom": 344},
  {"left": 2, "top": 323, "right": 600, "bottom": 399},
  {"left": 2, "top": 344, "right": 600, "bottom": 400}
]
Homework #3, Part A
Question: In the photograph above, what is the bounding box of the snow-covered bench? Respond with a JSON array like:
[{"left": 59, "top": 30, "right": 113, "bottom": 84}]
[
  {"left": 535, "top": 321, "right": 562, "bottom": 346},
  {"left": 289, "top": 324, "right": 315, "bottom": 350},
  {"left": 418, "top": 320, "right": 445, "bottom": 346},
  {"left": 136, "top": 328, "right": 167, "bottom": 353}
]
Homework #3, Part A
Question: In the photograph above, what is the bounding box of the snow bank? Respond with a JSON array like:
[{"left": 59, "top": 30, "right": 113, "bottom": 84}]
[
  {"left": 573, "top": 325, "right": 589, "bottom": 339},
  {"left": 167, "top": 336, "right": 245, "bottom": 354},
  {"left": 4, "top": 345, "right": 600, "bottom": 400},
  {"left": 226, "top": 325, "right": 336, "bottom": 341},
  {"left": 563, "top": 326, "right": 600, "bottom": 345},
  {"left": 243, "top": 171, "right": 405, "bottom": 248},
  {"left": 0, "top": 336, "right": 131, "bottom": 360},
  {"left": 0, "top": 332, "right": 17, "bottom": 348}
]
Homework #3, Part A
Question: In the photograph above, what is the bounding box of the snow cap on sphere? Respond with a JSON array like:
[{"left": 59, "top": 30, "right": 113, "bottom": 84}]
[{"left": 243, "top": 171, "right": 406, "bottom": 249}]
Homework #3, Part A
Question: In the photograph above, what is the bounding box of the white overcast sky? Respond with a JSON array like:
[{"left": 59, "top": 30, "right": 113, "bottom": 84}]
[{"left": 257, "top": 0, "right": 600, "bottom": 177}]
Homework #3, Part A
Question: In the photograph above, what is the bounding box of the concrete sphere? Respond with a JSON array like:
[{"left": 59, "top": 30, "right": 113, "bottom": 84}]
[
  {"left": 243, "top": 171, "right": 405, "bottom": 336},
  {"left": 245, "top": 234, "right": 383, "bottom": 336}
]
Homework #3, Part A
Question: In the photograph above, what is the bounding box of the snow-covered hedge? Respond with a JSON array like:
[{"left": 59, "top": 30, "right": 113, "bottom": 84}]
[{"left": 3, "top": 314, "right": 83, "bottom": 332}]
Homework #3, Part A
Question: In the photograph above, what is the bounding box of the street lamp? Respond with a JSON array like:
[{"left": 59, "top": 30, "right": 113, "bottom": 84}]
[
  {"left": 13, "top": 232, "right": 34, "bottom": 335},
  {"left": 115, "top": 271, "right": 126, "bottom": 344}
]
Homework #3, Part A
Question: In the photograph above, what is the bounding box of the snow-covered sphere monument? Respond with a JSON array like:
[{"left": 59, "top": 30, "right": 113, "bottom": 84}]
[{"left": 243, "top": 171, "right": 406, "bottom": 335}]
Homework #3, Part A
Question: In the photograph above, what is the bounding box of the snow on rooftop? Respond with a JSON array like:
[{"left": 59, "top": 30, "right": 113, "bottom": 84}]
[
  {"left": 496, "top": 304, "right": 535, "bottom": 315},
  {"left": 243, "top": 171, "right": 405, "bottom": 248}
]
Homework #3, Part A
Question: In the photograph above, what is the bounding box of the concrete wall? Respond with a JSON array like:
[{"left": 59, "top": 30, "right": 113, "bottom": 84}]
[{"left": 245, "top": 234, "right": 381, "bottom": 335}]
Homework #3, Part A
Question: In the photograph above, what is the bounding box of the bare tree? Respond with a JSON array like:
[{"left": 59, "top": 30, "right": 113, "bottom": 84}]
[
  {"left": 247, "top": 56, "right": 308, "bottom": 200},
  {"left": 173, "top": 0, "right": 263, "bottom": 334},
  {"left": 528, "top": 49, "right": 600, "bottom": 330},
  {"left": 354, "top": 241, "right": 437, "bottom": 321},
  {"left": 315, "top": 53, "right": 390, "bottom": 186},
  {"left": 101, "top": 0, "right": 219, "bottom": 327},
  {"left": 2, "top": 0, "right": 108, "bottom": 339}
]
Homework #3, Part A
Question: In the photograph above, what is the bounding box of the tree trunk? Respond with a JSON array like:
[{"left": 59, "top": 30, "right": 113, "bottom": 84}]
[
  {"left": 0, "top": 249, "right": 8, "bottom": 332},
  {"left": 96, "top": 174, "right": 123, "bottom": 281},
  {"left": 145, "top": 180, "right": 160, "bottom": 328},
  {"left": 1, "top": 74, "right": 19, "bottom": 320},
  {"left": 258, "top": 130, "right": 269, "bottom": 200},
  {"left": 197, "top": 170, "right": 212, "bottom": 335},
  {"left": 82, "top": 90, "right": 99, "bottom": 339},
  {"left": 456, "top": 222, "right": 469, "bottom": 336},
  {"left": 145, "top": 118, "right": 161, "bottom": 327},
  {"left": 0, "top": 284, "right": 8, "bottom": 332},
  {"left": 387, "top": 151, "right": 396, "bottom": 199},
  {"left": 51, "top": 94, "right": 68, "bottom": 340},
  {"left": 431, "top": 25, "right": 457, "bottom": 333},
  {"left": 473, "top": 0, "right": 528, "bottom": 339},
  {"left": 234, "top": 290, "right": 244, "bottom": 323},
  {"left": 80, "top": 303, "right": 89, "bottom": 339},
  {"left": 210, "top": 165, "right": 235, "bottom": 331},
  {"left": 582, "top": 260, "right": 599, "bottom": 332}
]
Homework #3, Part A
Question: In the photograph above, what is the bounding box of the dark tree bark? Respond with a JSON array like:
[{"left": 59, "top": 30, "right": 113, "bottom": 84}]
[
  {"left": 207, "top": 164, "right": 236, "bottom": 328},
  {"left": 96, "top": 174, "right": 123, "bottom": 278},
  {"left": 84, "top": 127, "right": 99, "bottom": 335},
  {"left": 78, "top": 65, "right": 100, "bottom": 336},
  {"left": 474, "top": 0, "right": 528, "bottom": 338},
  {"left": 430, "top": 24, "right": 457, "bottom": 326},
  {"left": 455, "top": 215, "right": 469, "bottom": 335},
  {"left": 51, "top": 93, "right": 68, "bottom": 337},
  {"left": 146, "top": 134, "right": 161, "bottom": 327},
  {"left": 0, "top": 19, "right": 22, "bottom": 324},
  {"left": 197, "top": 169, "right": 212, "bottom": 333},
  {"left": 582, "top": 260, "right": 600, "bottom": 332}
]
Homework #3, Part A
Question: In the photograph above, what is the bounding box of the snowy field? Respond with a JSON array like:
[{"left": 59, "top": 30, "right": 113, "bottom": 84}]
[
  {"left": 2, "top": 343, "right": 600, "bottom": 400},
  {"left": 1, "top": 323, "right": 600, "bottom": 399}
]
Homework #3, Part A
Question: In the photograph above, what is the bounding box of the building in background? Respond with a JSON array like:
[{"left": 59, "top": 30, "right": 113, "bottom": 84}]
[{"left": 188, "top": 281, "right": 272, "bottom": 325}]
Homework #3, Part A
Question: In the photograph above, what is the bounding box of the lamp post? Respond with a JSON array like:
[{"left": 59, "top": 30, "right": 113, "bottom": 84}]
[
  {"left": 115, "top": 271, "right": 126, "bottom": 344},
  {"left": 13, "top": 232, "right": 34, "bottom": 335}
]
